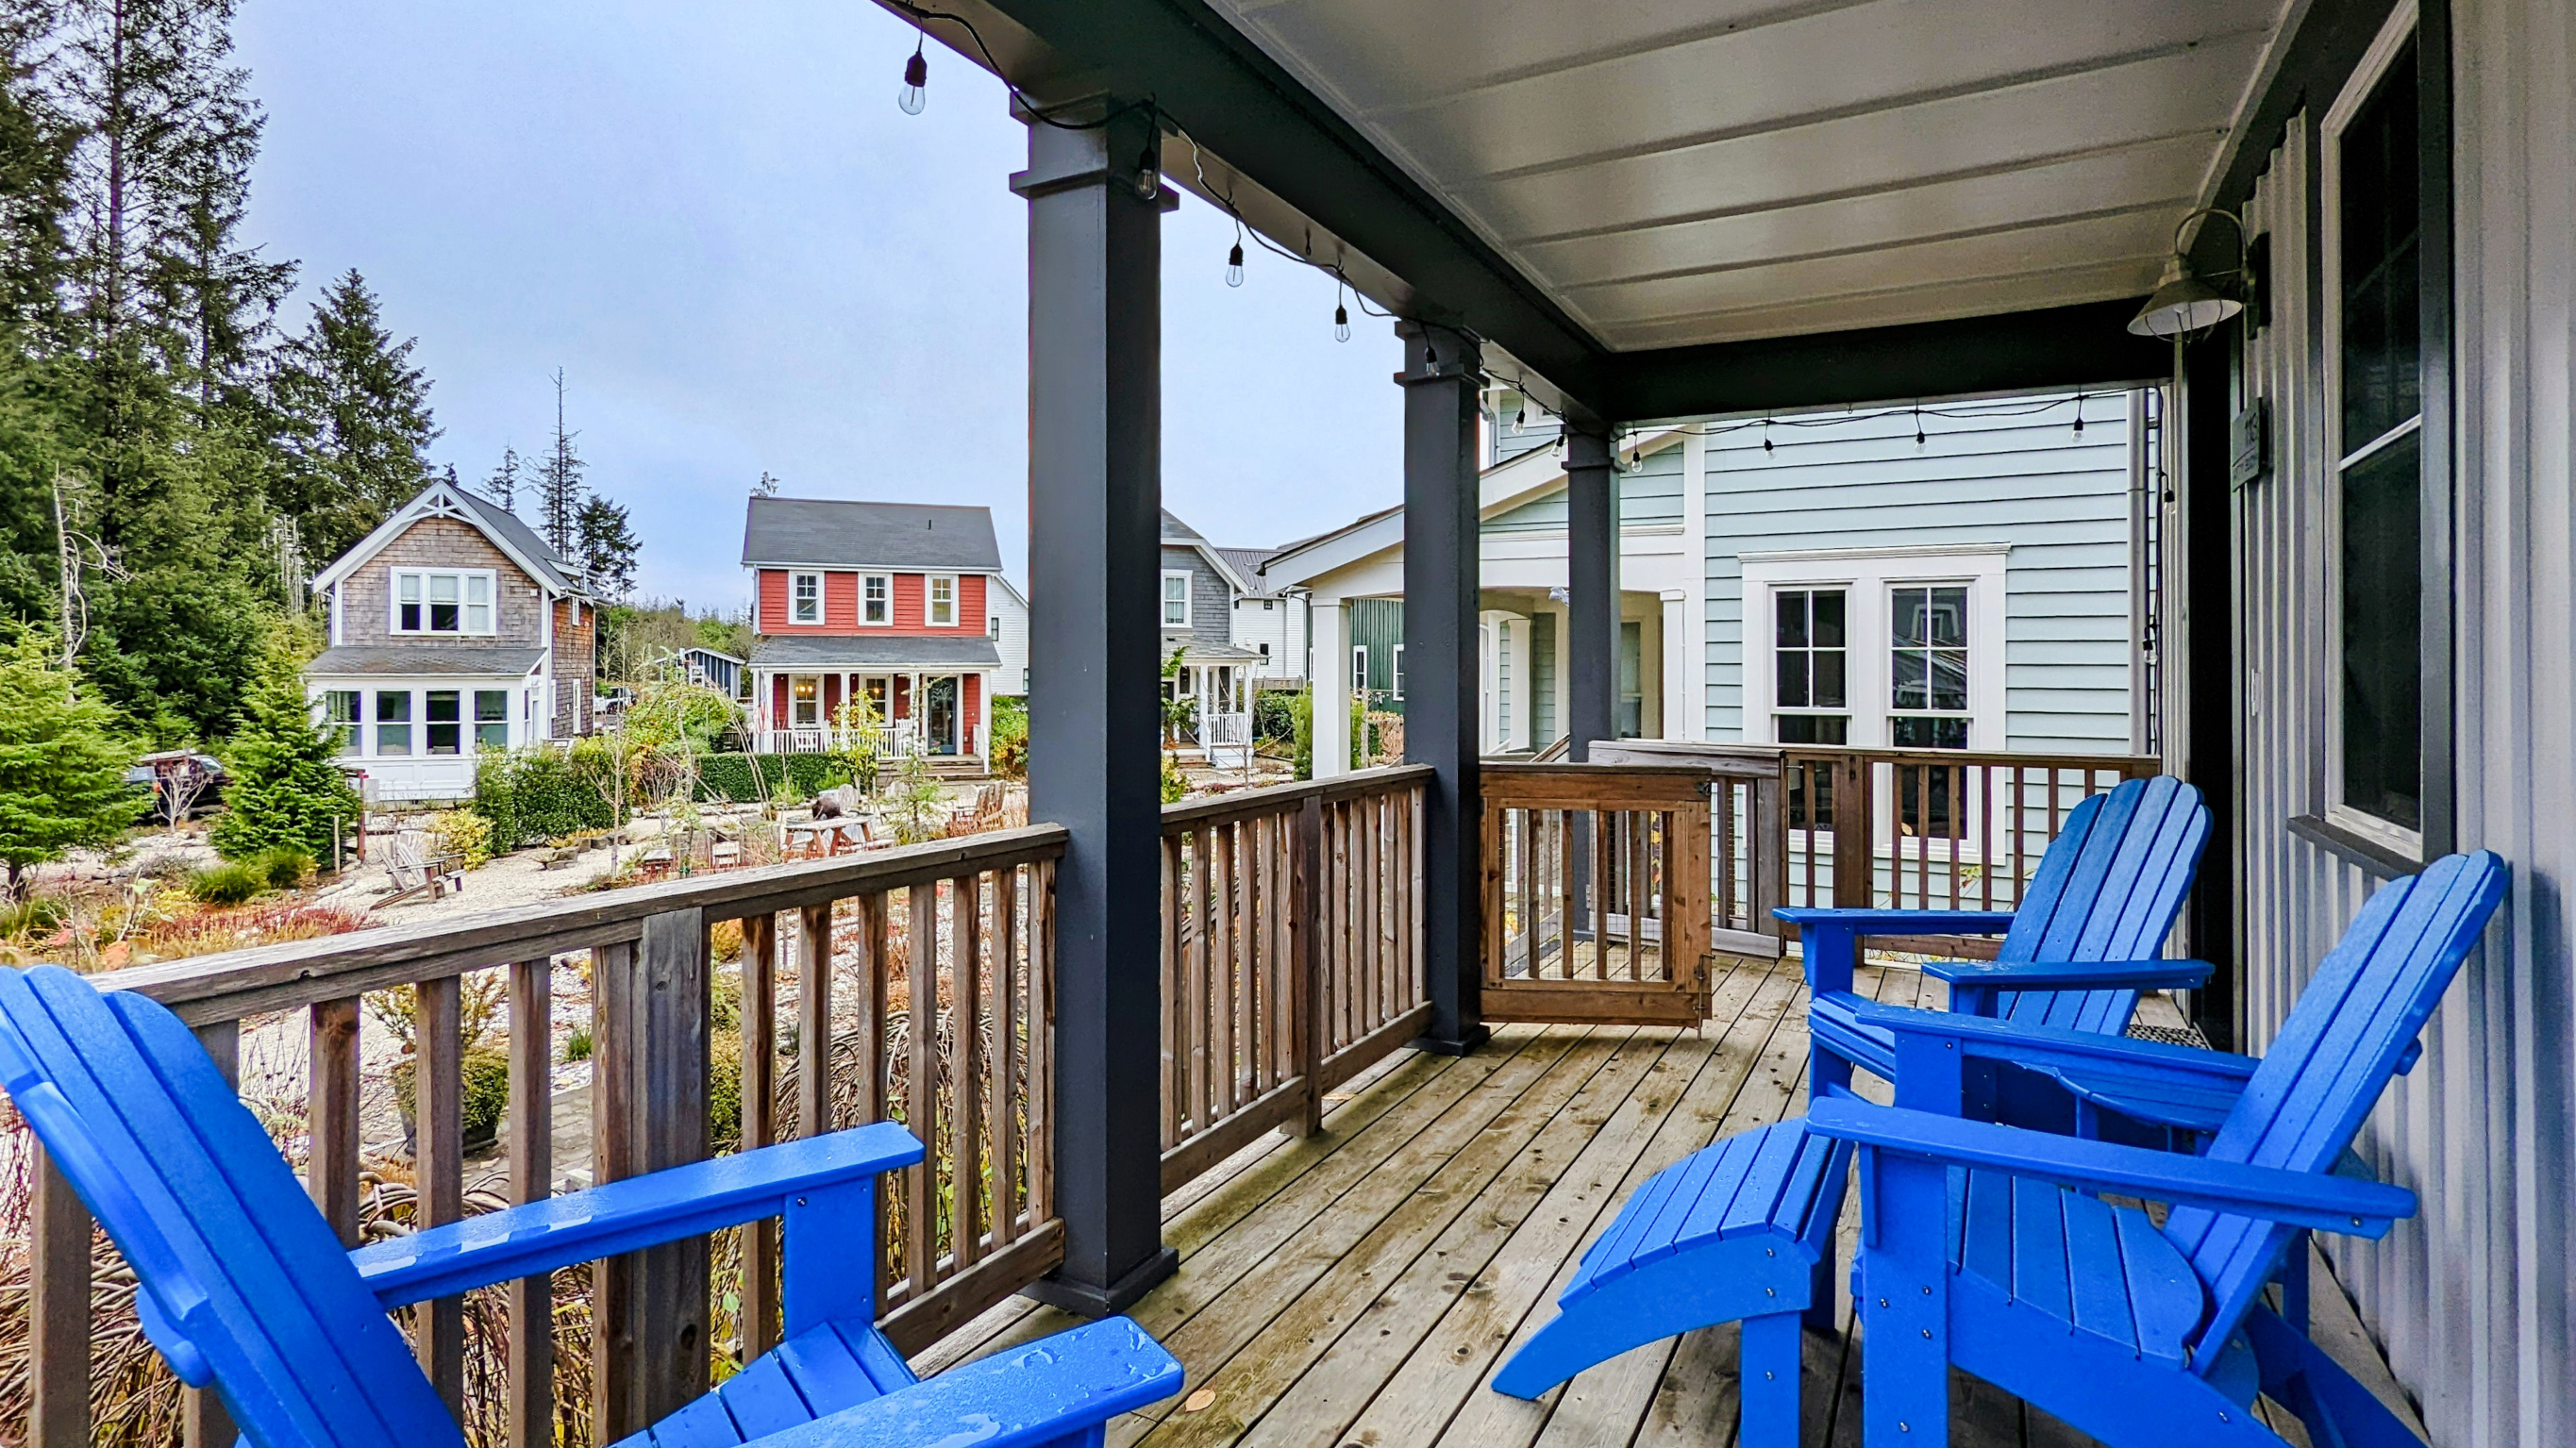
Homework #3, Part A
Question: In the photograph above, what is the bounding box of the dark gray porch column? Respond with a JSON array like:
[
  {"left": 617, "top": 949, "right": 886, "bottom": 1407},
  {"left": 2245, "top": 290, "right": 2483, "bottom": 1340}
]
[
  {"left": 1397, "top": 320, "right": 1489, "bottom": 1055},
  {"left": 1012, "top": 101, "right": 1178, "bottom": 1313},
  {"left": 1564, "top": 424, "right": 1620, "bottom": 759}
]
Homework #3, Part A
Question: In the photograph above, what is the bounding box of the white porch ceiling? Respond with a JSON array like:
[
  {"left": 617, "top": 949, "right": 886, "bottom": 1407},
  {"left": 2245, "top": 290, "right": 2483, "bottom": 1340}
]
[{"left": 1200, "top": 0, "right": 2294, "bottom": 350}]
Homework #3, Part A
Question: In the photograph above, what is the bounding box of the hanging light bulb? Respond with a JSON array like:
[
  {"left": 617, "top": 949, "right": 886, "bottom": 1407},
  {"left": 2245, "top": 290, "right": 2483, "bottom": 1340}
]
[
  {"left": 1514, "top": 405, "right": 1526, "bottom": 426},
  {"left": 897, "top": 37, "right": 928, "bottom": 115},
  {"left": 1333, "top": 302, "right": 1351, "bottom": 342},
  {"left": 1225, "top": 238, "right": 1245, "bottom": 289},
  {"left": 1763, "top": 417, "right": 1774, "bottom": 455},
  {"left": 1135, "top": 132, "right": 1162, "bottom": 202},
  {"left": 1914, "top": 407, "right": 1926, "bottom": 447}
]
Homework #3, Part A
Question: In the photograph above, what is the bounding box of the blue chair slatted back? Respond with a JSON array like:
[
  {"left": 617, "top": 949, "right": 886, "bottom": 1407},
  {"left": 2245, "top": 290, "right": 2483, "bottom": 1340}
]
[
  {"left": 2161, "top": 852, "right": 2507, "bottom": 1358},
  {"left": 0, "top": 965, "right": 461, "bottom": 1448},
  {"left": 1985, "top": 775, "right": 2209, "bottom": 1031}
]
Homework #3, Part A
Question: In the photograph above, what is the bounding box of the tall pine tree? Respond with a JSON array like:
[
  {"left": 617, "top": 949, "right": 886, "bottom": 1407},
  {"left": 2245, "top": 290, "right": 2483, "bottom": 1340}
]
[
  {"left": 575, "top": 493, "right": 637, "bottom": 598},
  {"left": 209, "top": 621, "right": 359, "bottom": 862},
  {"left": 269, "top": 269, "right": 437, "bottom": 560},
  {"left": 484, "top": 444, "right": 523, "bottom": 512},
  {"left": 0, "top": 624, "right": 137, "bottom": 897},
  {"left": 536, "top": 367, "right": 583, "bottom": 558}
]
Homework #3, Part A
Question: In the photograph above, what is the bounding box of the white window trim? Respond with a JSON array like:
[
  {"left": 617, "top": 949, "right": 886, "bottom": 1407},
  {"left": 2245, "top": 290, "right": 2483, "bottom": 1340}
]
[
  {"left": 388, "top": 567, "right": 500, "bottom": 637},
  {"left": 1739, "top": 546, "right": 2007, "bottom": 752},
  {"left": 2319, "top": 0, "right": 2427, "bottom": 859},
  {"left": 860, "top": 573, "right": 893, "bottom": 626},
  {"left": 788, "top": 570, "right": 825, "bottom": 626},
  {"left": 928, "top": 574, "right": 959, "bottom": 627},
  {"left": 1350, "top": 644, "right": 1368, "bottom": 694},
  {"left": 1162, "top": 570, "right": 1194, "bottom": 629}
]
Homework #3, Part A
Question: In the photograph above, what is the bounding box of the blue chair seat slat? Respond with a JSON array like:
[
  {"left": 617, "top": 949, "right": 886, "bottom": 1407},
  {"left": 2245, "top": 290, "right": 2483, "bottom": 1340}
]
[
  {"left": 15, "top": 971, "right": 450, "bottom": 1448},
  {"left": 2008, "top": 1175, "right": 2073, "bottom": 1325},
  {"left": 2113, "top": 1204, "right": 2204, "bottom": 1364},
  {"left": 642, "top": 1384, "right": 746, "bottom": 1448},
  {"left": 1620, "top": 1140, "right": 1737, "bottom": 1276},
  {"left": 1959, "top": 1169, "right": 2013, "bottom": 1292},
  {"left": 771, "top": 1317, "right": 885, "bottom": 1414},
  {"left": 713, "top": 1353, "right": 819, "bottom": 1441},
  {"left": 838, "top": 1320, "right": 919, "bottom": 1395},
  {"left": 1716, "top": 1121, "right": 1809, "bottom": 1239},
  {"left": 1786, "top": 1132, "right": 1851, "bottom": 1251},
  {"left": 2056, "top": 1176, "right": 2136, "bottom": 1348}
]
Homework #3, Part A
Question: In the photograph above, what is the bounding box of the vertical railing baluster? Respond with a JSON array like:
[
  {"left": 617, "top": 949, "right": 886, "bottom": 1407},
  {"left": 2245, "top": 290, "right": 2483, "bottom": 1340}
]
[
  {"left": 796, "top": 904, "right": 832, "bottom": 1139},
  {"left": 1160, "top": 834, "right": 1183, "bottom": 1150},
  {"left": 907, "top": 883, "right": 939, "bottom": 1305},
  {"left": 738, "top": 916, "right": 778, "bottom": 1358},
  {"left": 508, "top": 956, "right": 557, "bottom": 1441},
  {"left": 854, "top": 891, "right": 889, "bottom": 1312},
  {"left": 413, "top": 976, "right": 465, "bottom": 1412},
  {"left": 951, "top": 873, "right": 985, "bottom": 1269},
  {"left": 29, "top": 1150, "right": 90, "bottom": 1448},
  {"left": 1294, "top": 794, "right": 1325, "bottom": 1135},
  {"left": 1212, "top": 822, "right": 1235, "bottom": 1115},
  {"left": 992, "top": 867, "right": 1022, "bottom": 1246},
  {"left": 309, "top": 997, "right": 362, "bottom": 1245}
]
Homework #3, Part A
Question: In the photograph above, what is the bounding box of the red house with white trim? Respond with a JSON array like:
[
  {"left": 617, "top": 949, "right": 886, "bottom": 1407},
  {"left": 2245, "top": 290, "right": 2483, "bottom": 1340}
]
[{"left": 741, "top": 497, "right": 1005, "bottom": 768}]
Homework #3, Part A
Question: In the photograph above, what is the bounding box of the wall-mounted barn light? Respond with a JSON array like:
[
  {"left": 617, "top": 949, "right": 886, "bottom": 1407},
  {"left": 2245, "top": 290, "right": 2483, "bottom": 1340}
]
[{"left": 2129, "top": 208, "right": 2249, "bottom": 338}]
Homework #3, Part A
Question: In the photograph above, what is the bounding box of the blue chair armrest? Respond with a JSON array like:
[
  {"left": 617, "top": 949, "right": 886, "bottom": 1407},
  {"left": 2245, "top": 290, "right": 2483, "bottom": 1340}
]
[
  {"left": 740, "top": 1317, "right": 1185, "bottom": 1448},
  {"left": 1920, "top": 957, "right": 2215, "bottom": 990},
  {"left": 355, "top": 1123, "right": 922, "bottom": 1306},
  {"left": 1771, "top": 907, "right": 2021, "bottom": 933},
  {"left": 1854, "top": 1002, "right": 2259, "bottom": 1083},
  {"left": 1806, "top": 1099, "right": 2415, "bottom": 1236}
]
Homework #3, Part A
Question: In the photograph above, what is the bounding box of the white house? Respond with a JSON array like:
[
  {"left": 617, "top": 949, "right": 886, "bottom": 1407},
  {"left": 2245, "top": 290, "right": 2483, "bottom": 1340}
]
[
  {"left": 304, "top": 479, "right": 598, "bottom": 803},
  {"left": 988, "top": 574, "right": 1031, "bottom": 696}
]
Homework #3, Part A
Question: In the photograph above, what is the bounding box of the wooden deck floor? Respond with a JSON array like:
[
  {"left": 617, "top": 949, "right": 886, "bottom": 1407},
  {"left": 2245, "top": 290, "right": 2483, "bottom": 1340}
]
[{"left": 916, "top": 957, "right": 2411, "bottom": 1448}]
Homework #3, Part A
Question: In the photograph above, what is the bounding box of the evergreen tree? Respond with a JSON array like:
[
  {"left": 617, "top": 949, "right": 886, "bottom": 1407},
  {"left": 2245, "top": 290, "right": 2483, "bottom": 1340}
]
[
  {"left": 536, "top": 367, "right": 582, "bottom": 558},
  {"left": 485, "top": 444, "right": 523, "bottom": 512},
  {"left": 268, "top": 269, "right": 437, "bottom": 561},
  {"left": 0, "top": 624, "right": 137, "bottom": 897},
  {"left": 576, "top": 492, "right": 637, "bottom": 598},
  {"left": 209, "top": 623, "right": 359, "bottom": 862}
]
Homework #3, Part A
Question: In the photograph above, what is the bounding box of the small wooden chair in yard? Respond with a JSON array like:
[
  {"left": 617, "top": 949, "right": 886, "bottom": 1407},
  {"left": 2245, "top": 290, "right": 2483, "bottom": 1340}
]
[
  {"left": 0, "top": 964, "right": 1184, "bottom": 1448},
  {"left": 378, "top": 835, "right": 463, "bottom": 907}
]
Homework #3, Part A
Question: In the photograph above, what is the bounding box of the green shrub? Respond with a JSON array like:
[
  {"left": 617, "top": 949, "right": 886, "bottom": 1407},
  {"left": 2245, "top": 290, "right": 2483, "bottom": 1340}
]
[
  {"left": 990, "top": 695, "right": 1029, "bottom": 781},
  {"left": 250, "top": 846, "right": 313, "bottom": 890},
  {"left": 1162, "top": 751, "right": 1188, "bottom": 804},
  {"left": 561, "top": 1026, "right": 594, "bottom": 1063},
  {"left": 0, "top": 893, "right": 66, "bottom": 937},
  {"left": 475, "top": 744, "right": 617, "bottom": 849},
  {"left": 188, "top": 860, "right": 267, "bottom": 905},
  {"left": 1254, "top": 690, "right": 1298, "bottom": 743},
  {"left": 1290, "top": 690, "right": 1313, "bottom": 780},
  {"left": 689, "top": 753, "right": 853, "bottom": 805}
]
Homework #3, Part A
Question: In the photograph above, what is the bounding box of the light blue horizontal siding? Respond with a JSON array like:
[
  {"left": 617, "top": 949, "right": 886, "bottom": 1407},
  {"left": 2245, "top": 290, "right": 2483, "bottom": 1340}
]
[
  {"left": 1703, "top": 392, "right": 2136, "bottom": 753},
  {"left": 1483, "top": 441, "right": 1687, "bottom": 535}
]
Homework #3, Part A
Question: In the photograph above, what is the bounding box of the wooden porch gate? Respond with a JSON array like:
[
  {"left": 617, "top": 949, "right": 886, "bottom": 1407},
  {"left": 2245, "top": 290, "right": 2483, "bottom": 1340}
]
[{"left": 1480, "top": 764, "right": 1713, "bottom": 1025}]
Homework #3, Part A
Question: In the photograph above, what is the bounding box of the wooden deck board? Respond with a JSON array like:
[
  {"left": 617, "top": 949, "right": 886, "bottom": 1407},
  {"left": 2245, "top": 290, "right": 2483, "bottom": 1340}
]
[{"left": 923, "top": 965, "right": 2386, "bottom": 1448}]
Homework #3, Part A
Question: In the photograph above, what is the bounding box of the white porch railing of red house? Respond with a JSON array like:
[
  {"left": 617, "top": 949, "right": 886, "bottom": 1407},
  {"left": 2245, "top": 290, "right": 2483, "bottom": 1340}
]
[
  {"left": 8, "top": 771, "right": 1434, "bottom": 1448},
  {"left": 749, "top": 721, "right": 928, "bottom": 757}
]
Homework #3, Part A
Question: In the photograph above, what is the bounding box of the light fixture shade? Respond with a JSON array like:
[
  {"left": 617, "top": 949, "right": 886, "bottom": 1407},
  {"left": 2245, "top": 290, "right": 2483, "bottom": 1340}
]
[{"left": 2128, "top": 256, "right": 2244, "bottom": 338}]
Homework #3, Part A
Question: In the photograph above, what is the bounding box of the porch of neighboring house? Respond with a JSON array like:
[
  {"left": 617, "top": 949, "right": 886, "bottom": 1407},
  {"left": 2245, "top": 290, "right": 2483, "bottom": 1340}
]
[
  {"left": 749, "top": 663, "right": 990, "bottom": 772},
  {"left": 1166, "top": 643, "right": 1263, "bottom": 769}
]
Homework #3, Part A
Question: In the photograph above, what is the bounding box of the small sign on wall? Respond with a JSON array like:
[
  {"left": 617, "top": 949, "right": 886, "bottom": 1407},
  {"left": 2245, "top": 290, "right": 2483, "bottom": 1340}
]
[{"left": 2231, "top": 398, "right": 2268, "bottom": 489}]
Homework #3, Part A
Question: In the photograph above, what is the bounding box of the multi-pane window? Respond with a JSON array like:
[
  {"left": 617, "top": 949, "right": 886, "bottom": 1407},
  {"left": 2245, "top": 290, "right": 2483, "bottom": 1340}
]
[
  {"left": 1391, "top": 645, "right": 1404, "bottom": 700},
  {"left": 862, "top": 574, "right": 890, "bottom": 624},
  {"left": 2332, "top": 33, "right": 2425, "bottom": 838},
  {"left": 1350, "top": 646, "right": 1368, "bottom": 694},
  {"left": 988, "top": 613, "right": 1002, "bottom": 640},
  {"left": 323, "top": 691, "right": 360, "bottom": 756},
  {"left": 1772, "top": 589, "right": 1848, "bottom": 744},
  {"left": 928, "top": 575, "right": 956, "bottom": 626},
  {"left": 790, "top": 572, "right": 822, "bottom": 624},
  {"left": 425, "top": 691, "right": 461, "bottom": 755},
  {"left": 1163, "top": 572, "right": 1192, "bottom": 628},
  {"left": 376, "top": 691, "right": 412, "bottom": 755},
  {"left": 1888, "top": 585, "right": 1970, "bottom": 749},
  {"left": 474, "top": 691, "right": 510, "bottom": 751},
  {"left": 791, "top": 675, "right": 820, "bottom": 727},
  {"left": 393, "top": 570, "right": 493, "bottom": 634}
]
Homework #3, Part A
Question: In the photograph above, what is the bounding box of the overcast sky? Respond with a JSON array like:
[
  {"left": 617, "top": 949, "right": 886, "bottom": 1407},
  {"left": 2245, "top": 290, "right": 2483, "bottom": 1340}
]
[{"left": 233, "top": 0, "right": 1408, "bottom": 609}]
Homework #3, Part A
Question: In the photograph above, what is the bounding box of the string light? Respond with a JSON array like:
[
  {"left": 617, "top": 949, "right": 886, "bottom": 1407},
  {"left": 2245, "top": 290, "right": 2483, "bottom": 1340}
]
[
  {"left": 1762, "top": 416, "right": 1774, "bottom": 455},
  {"left": 1333, "top": 282, "right": 1351, "bottom": 342},
  {"left": 1913, "top": 406, "right": 1926, "bottom": 447},
  {"left": 1225, "top": 223, "right": 1245, "bottom": 288},
  {"left": 897, "top": 33, "right": 928, "bottom": 114},
  {"left": 2072, "top": 392, "right": 2086, "bottom": 437},
  {"left": 1135, "top": 131, "right": 1162, "bottom": 202}
]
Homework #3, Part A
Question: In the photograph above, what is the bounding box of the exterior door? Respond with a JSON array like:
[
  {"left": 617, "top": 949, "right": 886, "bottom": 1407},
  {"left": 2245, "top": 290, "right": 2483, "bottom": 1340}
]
[{"left": 925, "top": 675, "right": 959, "bottom": 756}]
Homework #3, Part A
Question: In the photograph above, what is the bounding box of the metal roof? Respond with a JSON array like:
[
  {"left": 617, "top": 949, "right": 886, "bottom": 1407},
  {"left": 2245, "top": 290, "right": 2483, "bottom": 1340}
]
[
  {"left": 747, "top": 636, "right": 1005, "bottom": 669},
  {"left": 1215, "top": 547, "right": 1285, "bottom": 596},
  {"left": 741, "top": 497, "right": 1005, "bottom": 571},
  {"left": 304, "top": 645, "right": 548, "bottom": 677}
]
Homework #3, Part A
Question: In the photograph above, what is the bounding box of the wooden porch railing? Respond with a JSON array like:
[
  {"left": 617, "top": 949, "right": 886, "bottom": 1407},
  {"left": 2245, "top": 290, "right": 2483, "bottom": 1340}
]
[
  {"left": 23, "top": 827, "right": 1066, "bottom": 1448},
  {"left": 1157, "top": 765, "right": 1430, "bottom": 1191},
  {"left": 1592, "top": 741, "right": 2161, "bottom": 958}
]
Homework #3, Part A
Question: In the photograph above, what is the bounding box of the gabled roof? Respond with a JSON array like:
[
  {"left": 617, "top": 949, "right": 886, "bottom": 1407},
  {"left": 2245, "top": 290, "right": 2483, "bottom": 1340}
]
[
  {"left": 1215, "top": 547, "right": 1286, "bottom": 598},
  {"left": 311, "top": 481, "right": 585, "bottom": 596},
  {"left": 742, "top": 497, "right": 1004, "bottom": 572},
  {"left": 1160, "top": 508, "right": 1250, "bottom": 592},
  {"left": 748, "top": 636, "right": 1004, "bottom": 670}
]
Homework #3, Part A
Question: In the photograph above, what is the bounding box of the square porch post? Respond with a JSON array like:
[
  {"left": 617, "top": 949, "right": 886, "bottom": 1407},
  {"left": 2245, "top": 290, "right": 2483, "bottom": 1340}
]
[
  {"left": 1012, "top": 99, "right": 1179, "bottom": 1312},
  {"left": 1398, "top": 320, "right": 1489, "bottom": 1055},
  {"left": 1563, "top": 424, "right": 1620, "bottom": 759}
]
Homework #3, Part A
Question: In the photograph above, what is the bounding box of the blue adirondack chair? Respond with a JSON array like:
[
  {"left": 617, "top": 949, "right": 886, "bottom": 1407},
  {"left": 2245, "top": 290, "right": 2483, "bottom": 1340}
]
[
  {"left": 1810, "top": 849, "right": 2506, "bottom": 1448},
  {"left": 1780, "top": 774, "right": 2211, "bottom": 1122},
  {"left": 0, "top": 964, "right": 1185, "bottom": 1448}
]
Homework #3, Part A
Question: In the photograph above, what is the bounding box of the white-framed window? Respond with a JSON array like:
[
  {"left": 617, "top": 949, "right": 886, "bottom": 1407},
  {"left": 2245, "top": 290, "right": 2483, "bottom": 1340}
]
[
  {"left": 391, "top": 569, "right": 495, "bottom": 635},
  {"left": 791, "top": 674, "right": 822, "bottom": 727},
  {"left": 988, "top": 612, "right": 1003, "bottom": 640},
  {"left": 2323, "top": 3, "right": 2428, "bottom": 854},
  {"left": 321, "top": 691, "right": 360, "bottom": 757},
  {"left": 1163, "top": 571, "right": 1193, "bottom": 628},
  {"left": 861, "top": 573, "right": 891, "bottom": 625},
  {"left": 928, "top": 574, "right": 957, "bottom": 626},
  {"left": 474, "top": 690, "right": 510, "bottom": 752},
  {"left": 375, "top": 690, "right": 412, "bottom": 756},
  {"left": 1350, "top": 645, "right": 1368, "bottom": 694},
  {"left": 1392, "top": 643, "right": 1406, "bottom": 701},
  {"left": 1741, "top": 545, "right": 2007, "bottom": 751},
  {"left": 790, "top": 571, "right": 823, "bottom": 624}
]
